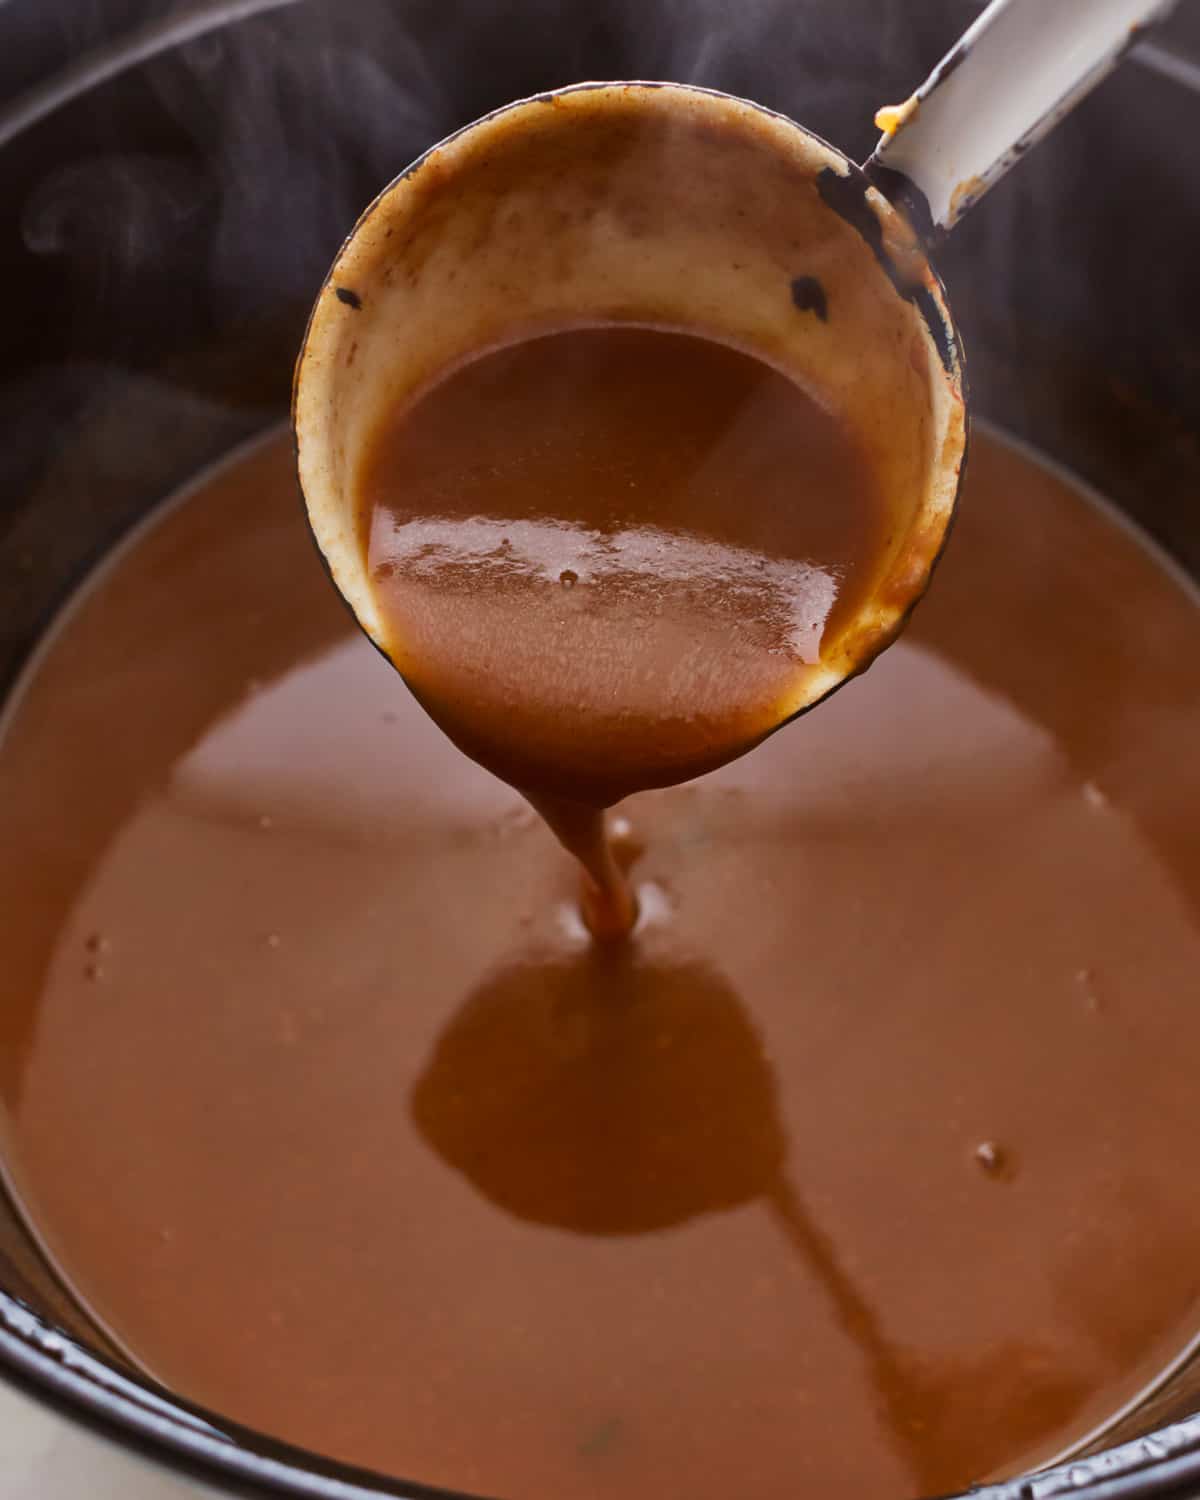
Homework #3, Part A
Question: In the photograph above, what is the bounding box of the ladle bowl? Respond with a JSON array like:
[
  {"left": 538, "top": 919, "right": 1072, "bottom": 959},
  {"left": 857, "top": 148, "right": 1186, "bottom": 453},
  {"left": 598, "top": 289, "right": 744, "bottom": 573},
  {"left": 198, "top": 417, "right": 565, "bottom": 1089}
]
[{"left": 294, "top": 81, "right": 967, "bottom": 739}]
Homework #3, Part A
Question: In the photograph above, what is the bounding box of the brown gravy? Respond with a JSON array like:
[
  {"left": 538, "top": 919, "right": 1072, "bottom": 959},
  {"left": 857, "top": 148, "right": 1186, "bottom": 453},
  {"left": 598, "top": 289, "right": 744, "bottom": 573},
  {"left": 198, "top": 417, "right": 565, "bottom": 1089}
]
[
  {"left": 359, "top": 324, "right": 892, "bottom": 929},
  {"left": 0, "top": 430, "right": 1199, "bottom": 1498}
]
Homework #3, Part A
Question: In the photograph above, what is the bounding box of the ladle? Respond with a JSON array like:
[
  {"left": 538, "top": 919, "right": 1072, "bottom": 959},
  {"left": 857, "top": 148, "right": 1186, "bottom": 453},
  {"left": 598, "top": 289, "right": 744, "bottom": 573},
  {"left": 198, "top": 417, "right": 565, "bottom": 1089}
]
[
  {"left": 866, "top": 0, "right": 1176, "bottom": 234},
  {"left": 294, "top": 0, "right": 1174, "bottom": 933}
]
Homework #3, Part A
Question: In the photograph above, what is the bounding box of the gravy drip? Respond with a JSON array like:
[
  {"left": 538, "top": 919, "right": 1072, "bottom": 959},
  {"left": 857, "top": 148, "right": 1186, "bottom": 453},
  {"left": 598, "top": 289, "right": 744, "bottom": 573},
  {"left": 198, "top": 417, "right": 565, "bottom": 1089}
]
[{"left": 360, "top": 325, "right": 893, "bottom": 931}]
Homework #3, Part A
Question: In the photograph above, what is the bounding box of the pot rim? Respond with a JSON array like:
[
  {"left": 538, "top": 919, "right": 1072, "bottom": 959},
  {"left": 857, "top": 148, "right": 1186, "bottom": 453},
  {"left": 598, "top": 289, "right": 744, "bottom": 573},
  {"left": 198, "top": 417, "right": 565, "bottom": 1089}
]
[{"left": 6, "top": 1279, "right": 1200, "bottom": 1500}]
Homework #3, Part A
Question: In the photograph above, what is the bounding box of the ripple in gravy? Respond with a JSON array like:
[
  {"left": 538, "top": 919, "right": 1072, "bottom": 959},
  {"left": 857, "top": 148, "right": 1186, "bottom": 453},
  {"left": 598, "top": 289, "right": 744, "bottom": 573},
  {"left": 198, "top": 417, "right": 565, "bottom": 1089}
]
[
  {"left": 359, "top": 324, "right": 892, "bottom": 930},
  {"left": 1, "top": 429, "right": 1199, "bottom": 1500}
]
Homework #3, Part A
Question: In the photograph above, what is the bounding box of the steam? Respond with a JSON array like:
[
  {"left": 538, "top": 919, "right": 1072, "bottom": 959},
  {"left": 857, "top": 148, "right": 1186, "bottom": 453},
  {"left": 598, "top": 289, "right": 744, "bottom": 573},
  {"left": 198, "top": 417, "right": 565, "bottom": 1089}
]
[
  {"left": 23, "top": 153, "right": 210, "bottom": 264},
  {"left": 194, "top": 22, "right": 447, "bottom": 317},
  {"left": 19, "top": 3, "right": 449, "bottom": 323},
  {"left": 12, "top": 0, "right": 972, "bottom": 323},
  {"left": 0, "top": 0, "right": 301, "bottom": 149}
]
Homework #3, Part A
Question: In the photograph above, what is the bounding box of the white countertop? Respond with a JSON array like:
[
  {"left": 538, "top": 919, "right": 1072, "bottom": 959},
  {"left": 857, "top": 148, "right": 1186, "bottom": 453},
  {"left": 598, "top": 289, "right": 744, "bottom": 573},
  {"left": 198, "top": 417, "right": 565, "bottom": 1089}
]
[{"left": 0, "top": 1373, "right": 222, "bottom": 1499}]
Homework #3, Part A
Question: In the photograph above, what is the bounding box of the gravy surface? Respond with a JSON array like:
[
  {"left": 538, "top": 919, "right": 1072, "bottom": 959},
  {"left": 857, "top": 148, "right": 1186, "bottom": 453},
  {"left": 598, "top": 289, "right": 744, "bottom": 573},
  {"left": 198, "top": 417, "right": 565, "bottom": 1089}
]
[{"left": 0, "top": 430, "right": 1199, "bottom": 1498}]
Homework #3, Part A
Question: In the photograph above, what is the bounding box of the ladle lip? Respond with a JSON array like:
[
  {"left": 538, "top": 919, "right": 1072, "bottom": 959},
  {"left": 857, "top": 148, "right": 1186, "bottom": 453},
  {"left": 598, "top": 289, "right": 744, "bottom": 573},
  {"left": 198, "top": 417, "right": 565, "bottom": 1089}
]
[{"left": 293, "top": 78, "right": 969, "bottom": 743}]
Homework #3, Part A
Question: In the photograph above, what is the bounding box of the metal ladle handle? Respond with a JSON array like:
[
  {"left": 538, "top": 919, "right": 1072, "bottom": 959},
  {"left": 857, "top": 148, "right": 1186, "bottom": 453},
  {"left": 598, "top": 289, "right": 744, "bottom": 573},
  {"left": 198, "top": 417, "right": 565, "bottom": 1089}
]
[{"left": 865, "top": 0, "right": 1178, "bottom": 237}]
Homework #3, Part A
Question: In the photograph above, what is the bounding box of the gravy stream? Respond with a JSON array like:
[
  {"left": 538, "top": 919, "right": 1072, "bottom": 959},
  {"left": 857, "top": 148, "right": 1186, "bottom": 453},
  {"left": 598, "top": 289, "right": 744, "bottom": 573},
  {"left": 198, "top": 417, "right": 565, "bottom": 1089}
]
[{"left": 0, "top": 431, "right": 1198, "bottom": 1498}]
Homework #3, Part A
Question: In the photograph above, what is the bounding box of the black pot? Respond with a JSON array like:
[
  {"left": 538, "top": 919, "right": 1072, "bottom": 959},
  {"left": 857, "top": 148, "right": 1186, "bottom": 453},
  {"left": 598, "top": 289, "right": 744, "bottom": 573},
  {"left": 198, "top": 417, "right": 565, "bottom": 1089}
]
[{"left": 1, "top": 2, "right": 1199, "bottom": 1497}]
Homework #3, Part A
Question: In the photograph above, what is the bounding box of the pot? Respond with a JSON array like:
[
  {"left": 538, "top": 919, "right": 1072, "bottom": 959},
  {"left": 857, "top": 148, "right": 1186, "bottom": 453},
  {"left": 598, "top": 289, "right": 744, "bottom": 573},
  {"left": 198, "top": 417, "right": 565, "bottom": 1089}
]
[{"left": 0, "top": 2, "right": 1198, "bottom": 1497}]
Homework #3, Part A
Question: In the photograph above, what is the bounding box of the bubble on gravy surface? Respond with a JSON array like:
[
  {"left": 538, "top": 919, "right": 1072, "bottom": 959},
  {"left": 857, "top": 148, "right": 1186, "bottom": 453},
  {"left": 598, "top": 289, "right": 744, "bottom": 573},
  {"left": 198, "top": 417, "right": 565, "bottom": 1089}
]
[{"left": 0, "top": 429, "right": 1198, "bottom": 1499}]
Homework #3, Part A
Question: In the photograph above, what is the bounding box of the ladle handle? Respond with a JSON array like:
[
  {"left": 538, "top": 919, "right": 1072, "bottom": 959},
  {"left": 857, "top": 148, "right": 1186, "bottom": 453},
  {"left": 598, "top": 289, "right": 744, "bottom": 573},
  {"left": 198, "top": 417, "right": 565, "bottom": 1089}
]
[{"left": 864, "top": 0, "right": 1178, "bottom": 237}]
